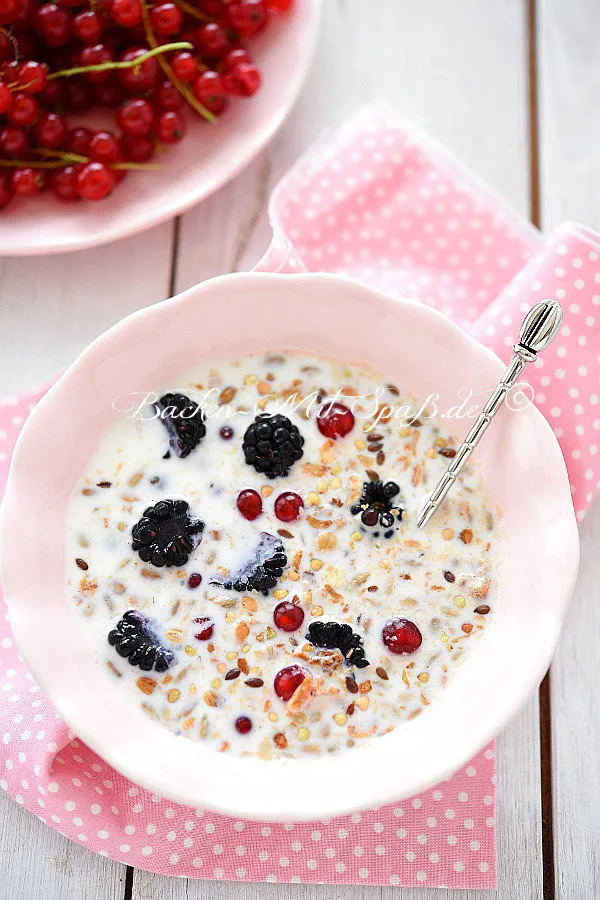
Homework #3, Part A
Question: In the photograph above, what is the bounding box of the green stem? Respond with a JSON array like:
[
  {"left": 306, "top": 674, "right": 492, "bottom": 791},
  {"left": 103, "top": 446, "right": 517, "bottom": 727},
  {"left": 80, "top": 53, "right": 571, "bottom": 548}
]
[
  {"left": 48, "top": 41, "right": 193, "bottom": 80},
  {"left": 112, "top": 161, "right": 161, "bottom": 171},
  {"left": 139, "top": 0, "right": 216, "bottom": 123},
  {"left": 30, "top": 148, "right": 88, "bottom": 164},
  {"left": 0, "top": 155, "right": 160, "bottom": 171},
  {"left": 0, "top": 158, "right": 68, "bottom": 169}
]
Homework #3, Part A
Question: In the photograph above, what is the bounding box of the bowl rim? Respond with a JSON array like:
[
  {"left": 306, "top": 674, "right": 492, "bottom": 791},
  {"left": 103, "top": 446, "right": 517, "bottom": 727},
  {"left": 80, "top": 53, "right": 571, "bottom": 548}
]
[
  {"left": 0, "top": 271, "right": 580, "bottom": 820},
  {"left": 0, "top": 0, "right": 322, "bottom": 256}
]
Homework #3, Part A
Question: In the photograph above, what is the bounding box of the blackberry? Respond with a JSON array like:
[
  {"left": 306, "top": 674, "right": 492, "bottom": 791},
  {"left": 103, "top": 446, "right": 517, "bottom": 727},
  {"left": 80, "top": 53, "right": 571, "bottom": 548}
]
[
  {"left": 212, "top": 532, "right": 287, "bottom": 595},
  {"left": 108, "top": 610, "right": 175, "bottom": 673},
  {"left": 131, "top": 498, "right": 204, "bottom": 568},
  {"left": 155, "top": 392, "right": 206, "bottom": 458},
  {"left": 306, "top": 621, "right": 370, "bottom": 669},
  {"left": 242, "top": 413, "right": 304, "bottom": 478},
  {"left": 350, "top": 478, "right": 403, "bottom": 538}
]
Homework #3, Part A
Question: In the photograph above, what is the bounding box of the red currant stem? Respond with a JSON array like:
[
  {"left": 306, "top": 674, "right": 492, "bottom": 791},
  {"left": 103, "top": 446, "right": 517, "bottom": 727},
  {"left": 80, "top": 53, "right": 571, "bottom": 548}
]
[
  {"left": 0, "top": 28, "right": 20, "bottom": 62},
  {"left": 0, "top": 159, "right": 72, "bottom": 169},
  {"left": 112, "top": 160, "right": 161, "bottom": 170},
  {"left": 139, "top": 0, "right": 216, "bottom": 123},
  {"left": 30, "top": 147, "right": 89, "bottom": 164},
  {"left": 47, "top": 42, "right": 194, "bottom": 80},
  {"left": 170, "top": 0, "right": 210, "bottom": 23},
  {"left": 0, "top": 156, "right": 159, "bottom": 170}
]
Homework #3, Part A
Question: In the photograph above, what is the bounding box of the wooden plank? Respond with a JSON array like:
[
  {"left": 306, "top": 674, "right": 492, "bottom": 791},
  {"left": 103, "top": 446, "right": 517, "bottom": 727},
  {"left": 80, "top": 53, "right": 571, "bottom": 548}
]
[
  {"left": 135, "top": 1, "right": 540, "bottom": 897},
  {"left": 0, "top": 790, "right": 127, "bottom": 900},
  {"left": 537, "top": 2, "right": 600, "bottom": 897},
  {"left": 0, "top": 222, "right": 174, "bottom": 899},
  {"left": 537, "top": 0, "right": 600, "bottom": 231}
]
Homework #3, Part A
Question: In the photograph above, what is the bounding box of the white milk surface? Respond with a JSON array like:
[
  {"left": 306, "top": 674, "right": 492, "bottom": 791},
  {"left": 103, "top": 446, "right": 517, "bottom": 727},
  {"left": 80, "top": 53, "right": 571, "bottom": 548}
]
[{"left": 66, "top": 352, "right": 497, "bottom": 760}]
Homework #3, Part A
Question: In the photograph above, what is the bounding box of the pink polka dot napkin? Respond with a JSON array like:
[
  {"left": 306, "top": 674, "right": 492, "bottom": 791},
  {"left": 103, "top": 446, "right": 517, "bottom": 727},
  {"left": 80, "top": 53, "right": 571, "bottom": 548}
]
[{"left": 1, "top": 107, "right": 598, "bottom": 889}]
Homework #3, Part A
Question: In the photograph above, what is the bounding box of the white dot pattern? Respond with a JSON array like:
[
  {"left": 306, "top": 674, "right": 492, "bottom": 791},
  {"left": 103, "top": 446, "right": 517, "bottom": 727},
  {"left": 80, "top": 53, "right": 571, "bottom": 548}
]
[{"left": 2, "top": 110, "right": 600, "bottom": 890}]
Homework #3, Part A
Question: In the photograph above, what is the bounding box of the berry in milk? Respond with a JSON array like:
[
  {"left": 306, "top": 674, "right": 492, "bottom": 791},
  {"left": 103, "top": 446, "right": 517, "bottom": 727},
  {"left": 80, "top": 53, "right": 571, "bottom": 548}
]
[{"left": 67, "top": 352, "right": 496, "bottom": 759}]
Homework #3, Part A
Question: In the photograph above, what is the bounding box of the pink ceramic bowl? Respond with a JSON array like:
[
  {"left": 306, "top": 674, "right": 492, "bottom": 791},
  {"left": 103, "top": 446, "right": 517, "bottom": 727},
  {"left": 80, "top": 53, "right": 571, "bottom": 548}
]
[
  {"left": 0, "top": 273, "right": 579, "bottom": 821},
  {"left": 0, "top": 1, "right": 321, "bottom": 256}
]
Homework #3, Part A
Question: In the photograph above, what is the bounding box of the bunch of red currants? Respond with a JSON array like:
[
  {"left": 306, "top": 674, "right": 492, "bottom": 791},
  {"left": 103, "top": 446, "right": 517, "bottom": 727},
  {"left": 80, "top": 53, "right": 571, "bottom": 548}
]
[{"left": 0, "top": 0, "right": 292, "bottom": 207}]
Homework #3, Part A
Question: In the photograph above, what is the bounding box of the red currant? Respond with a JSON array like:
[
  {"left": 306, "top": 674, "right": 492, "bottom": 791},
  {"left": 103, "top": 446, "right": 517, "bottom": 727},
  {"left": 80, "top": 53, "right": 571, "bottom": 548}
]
[
  {"left": 235, "top": 715, "right": 252, "bottom": 734},
  {"left": 316, "top": 402, "right": 355, "bottom": 439},
  {"left": 0, "top": 0, "right": 18, "bottom": 26},
  {"left": 150, "top": 2, "right": 182, "bottom": 36},
  {"left": 73, "top": 10, "right": 104, "bottom": 43},
  {"left": 93, "top": 79, "right": 124, "bottom": 107},
  {"left": 195, "top": 22, "right": 231, "bottom": 59},
  {"left": 0, "top": 125, "right": 28, "bottom": 156},
  {"left": 37, "top": 79, "right": 61, "bottom": 108},
  {"left": 0, "top": 32, "right": 13, "bottom": 60},
  {"left": 0, "top": 81, "right": 11, "bottom": 114},
  {"left": 118, "top": 46, "right": 158, "bottom": 93},
  {"left": 381, "top": 618, "right": 423, "bottom": 655},
  {"left": 222, "top": 47, "right": 251, "bottom": 71},
  {"left": 7, "top": 92, "right": 40, "bottom": 127},
  {"left": 18, "top": 60, "right": 48, "bottom": 94},
  {"left": 122, "top": 133, "right": 154, "bottom": 162},
  {"left": 273, "top": 601, "right": 304, "bottom": 633},
  {"left": 51, "top": 164, "right": 79, "bottom": 201},
  {"left": 171, "top": 51, "right": 197, "bottom": 83},
  {"left": 226, "top": 0, "right": 267, "bottom": 37},
  {"left": 67, "top": 126, "right": 92, "bottom": 155},
  {"left": 221, "top": 61, "right": 261, "bottom": 97},
  {"left": 193, "top": 616, "right": 214, "bottom": 640},
  {"left": 117, "top": 97, "right": 155, "bottom": 137},
  {"left": 110, "top": 0, "right": 141, "bottom": 27},
  {"left": 62, "top": 76, "right": 93, "bottom": 111},
  {"left": 12, "top": 166, "right": 48, "bottom": 195},
  {"left": 1, "top": 60, "right": 20, "bottom": 82},
  {"left": 274, "top": 665, "right": 306, "bottom": 701},
  {"left": 266, "top": 0, "right": 293, "bottom": 9},
  {"left": 192, "top": 70, "right": 227, "bottom": 115},
  {"left": 35, "top": 3, "right": 72, "bottom": 47},
  {"left": 80, "top": 43, "right": 114, "bottom": 82},
  {"left": 35, "top": 111, "right": 68, "bottom": 148},
  {"left": 236, "top": 488, "right": 262, "bottom": 521},
  {"left": 187, "top": 572, "right": 202, "bottom": 589},
  {"left": 273, "top": 491, "right": 303, "bottom": 523},
  {"left": 155, "top": 109, "right": 185, "bottom": 143},
  {"left": 89, "top": 129, "right": 121, "bottom": 163},
  {"left": 200, "top": 0, "right": 225, "bottom": 15},
  {"left": 153, "top": 79, "right": 183, "bottom": 112},
  {"left": 220, "top": 426, "right": 234, "bottom": 440},
  {"left": 0, "top": 173, "right": 13, "bottom": 208},
  {"left": 12, "top": 0, "right": 37, "bottom": 27},
  {"left": 76, "top": 160, "right": 116, "bottom": 200}
]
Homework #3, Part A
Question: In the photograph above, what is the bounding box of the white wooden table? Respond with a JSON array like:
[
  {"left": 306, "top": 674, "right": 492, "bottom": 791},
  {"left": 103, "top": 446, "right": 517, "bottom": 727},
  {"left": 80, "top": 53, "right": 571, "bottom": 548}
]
[{"left": 0, "top": 2, "right": 598, "bottom": 898}]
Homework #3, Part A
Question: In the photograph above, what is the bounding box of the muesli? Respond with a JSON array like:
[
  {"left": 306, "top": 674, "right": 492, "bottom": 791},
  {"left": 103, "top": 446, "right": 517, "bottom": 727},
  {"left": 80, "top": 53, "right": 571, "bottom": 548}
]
[{"left": 67, "top": 352, "right": 496, "bottom": 759}]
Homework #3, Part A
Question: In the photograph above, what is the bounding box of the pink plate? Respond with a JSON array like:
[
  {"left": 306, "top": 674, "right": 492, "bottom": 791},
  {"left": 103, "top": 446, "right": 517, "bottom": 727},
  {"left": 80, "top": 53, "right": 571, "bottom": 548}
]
[
  {"left": 0, "top": 273, "right": 580, "bottom": 820},
  {"left": 0, "top": 1, "right": 321, "bottom": 256}
]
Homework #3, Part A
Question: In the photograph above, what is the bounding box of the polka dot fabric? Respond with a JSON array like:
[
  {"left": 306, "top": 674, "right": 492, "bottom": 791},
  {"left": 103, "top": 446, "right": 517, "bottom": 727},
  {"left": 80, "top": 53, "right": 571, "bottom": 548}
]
[{"left": 0, "top": 108, "right": 598, "bottom": 889}]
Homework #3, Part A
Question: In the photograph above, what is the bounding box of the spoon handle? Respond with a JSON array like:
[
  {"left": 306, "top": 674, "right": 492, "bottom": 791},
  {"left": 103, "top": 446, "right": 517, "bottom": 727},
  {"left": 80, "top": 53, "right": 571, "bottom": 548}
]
[{"left": 416, "top": 299, "right": 563, "bottom": 529}]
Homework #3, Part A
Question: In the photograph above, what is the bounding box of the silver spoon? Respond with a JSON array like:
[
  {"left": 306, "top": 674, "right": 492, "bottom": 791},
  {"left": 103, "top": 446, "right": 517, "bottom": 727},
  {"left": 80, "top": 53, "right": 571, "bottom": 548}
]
[{"left": 416, "top": 298, "right": 564, "bottom": 529}]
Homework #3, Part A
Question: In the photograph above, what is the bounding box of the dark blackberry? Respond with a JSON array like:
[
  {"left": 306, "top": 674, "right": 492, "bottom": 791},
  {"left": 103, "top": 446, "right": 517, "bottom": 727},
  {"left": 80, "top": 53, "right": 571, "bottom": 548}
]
[
  {"left": 350, "top": 478, "right": 403, "bottom": 537},
  {"left": 131, "top": 498, "right": 204, "bottom": 568},
  {"left": 212, "top": 532, "right": 287, "bottom": 595},
  {"left": 155, "top": 392, "right": 206, "bottom": 458},
  {"left": 306, "top": 621, "right": 370, "bottom": 668},
  {"left": 108, "top": 610, "right": 176, "bottom": 673},
  {"left": 242, "top": 413, "right": 304, "bottom": 478}
]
